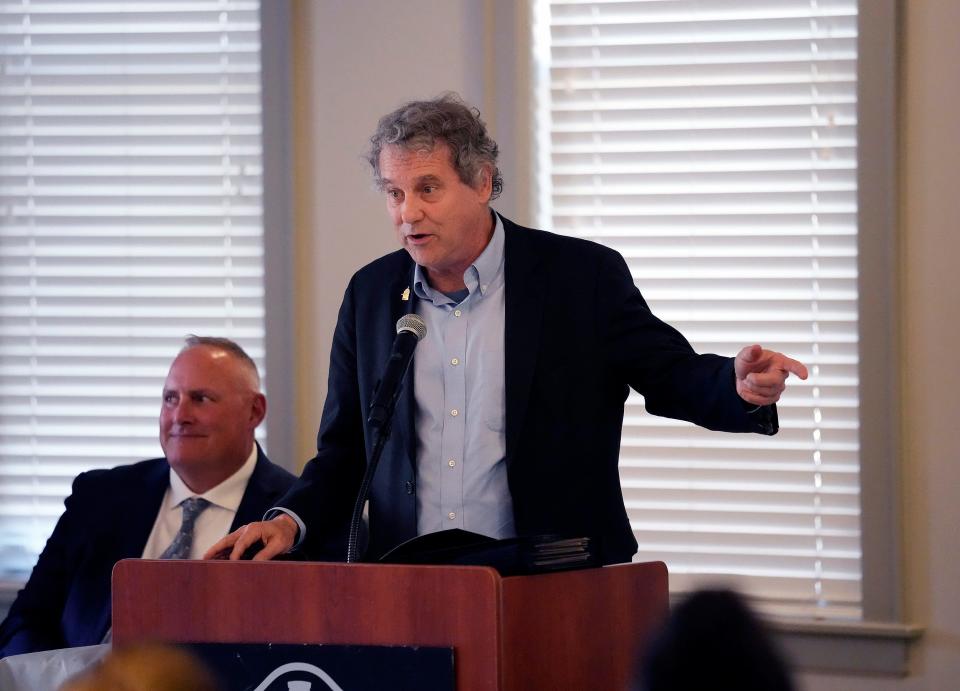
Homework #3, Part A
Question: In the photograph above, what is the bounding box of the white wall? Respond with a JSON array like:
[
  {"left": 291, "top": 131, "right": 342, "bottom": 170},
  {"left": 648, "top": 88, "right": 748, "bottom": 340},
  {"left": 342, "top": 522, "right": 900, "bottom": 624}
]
[
  {"left": 289, "top": 0, "right": 488, "bottom": 462},
  {"left": 289, "top": 1, "right": 960, "bottom": 687}
]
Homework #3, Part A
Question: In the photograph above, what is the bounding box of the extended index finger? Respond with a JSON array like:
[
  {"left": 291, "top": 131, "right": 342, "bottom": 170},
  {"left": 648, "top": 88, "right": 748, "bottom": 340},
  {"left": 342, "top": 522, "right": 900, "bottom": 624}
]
[{"left": 780, "top": 356, "right": 809, "bottom": 380}]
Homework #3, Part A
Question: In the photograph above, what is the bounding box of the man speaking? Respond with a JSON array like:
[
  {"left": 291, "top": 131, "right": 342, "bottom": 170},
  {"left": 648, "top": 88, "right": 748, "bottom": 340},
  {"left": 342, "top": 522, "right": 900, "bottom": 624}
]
[{"left": 209, "top": 94, "right": 807, "bottom": 566}]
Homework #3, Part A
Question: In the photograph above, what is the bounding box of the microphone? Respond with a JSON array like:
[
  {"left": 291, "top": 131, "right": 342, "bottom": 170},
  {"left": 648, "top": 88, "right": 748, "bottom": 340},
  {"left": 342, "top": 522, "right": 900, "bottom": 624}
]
[
  {"left": 348, "top": 314, "right": 426, "bottom": 562},
  {"left": 368, "top": 313, "right": 427, "bottom": 428}
]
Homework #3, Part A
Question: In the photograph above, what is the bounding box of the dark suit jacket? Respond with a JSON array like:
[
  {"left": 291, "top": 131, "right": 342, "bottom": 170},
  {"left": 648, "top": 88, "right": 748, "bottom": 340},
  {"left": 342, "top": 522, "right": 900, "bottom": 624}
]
[
  {"left": 0, "top": 445, "right": 294, "bottom": 658},
  {"left": 283, "top": 216, "right": 777, "bottom": 565}
]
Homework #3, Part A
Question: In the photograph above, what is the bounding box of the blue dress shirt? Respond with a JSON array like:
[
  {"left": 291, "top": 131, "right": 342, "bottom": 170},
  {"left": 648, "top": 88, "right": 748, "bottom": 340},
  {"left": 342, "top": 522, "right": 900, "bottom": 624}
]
[{"left": 411, "top": 214, "right": 515, "bottom": 538}]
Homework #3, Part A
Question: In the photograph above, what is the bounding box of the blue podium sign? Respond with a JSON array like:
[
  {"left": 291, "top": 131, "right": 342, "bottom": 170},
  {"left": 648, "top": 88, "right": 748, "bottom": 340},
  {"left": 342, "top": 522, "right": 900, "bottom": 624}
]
[{"left": 187, "top": 642, "right": 454, "bottom": 691}]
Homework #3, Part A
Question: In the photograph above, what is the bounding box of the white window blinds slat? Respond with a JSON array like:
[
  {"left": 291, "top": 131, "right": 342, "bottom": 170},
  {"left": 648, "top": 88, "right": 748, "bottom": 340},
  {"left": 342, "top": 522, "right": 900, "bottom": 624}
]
[
  {"left": 533, "top": 0, "right": 861, "bottom": 620},
  {"left": 0, "top": 0, "right": 265, "bottom": 580}
]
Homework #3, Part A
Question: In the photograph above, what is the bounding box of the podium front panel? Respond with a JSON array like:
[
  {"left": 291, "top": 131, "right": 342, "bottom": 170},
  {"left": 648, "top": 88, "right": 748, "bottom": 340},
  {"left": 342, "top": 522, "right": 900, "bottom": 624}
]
[
  {"left": 113, "top": 560, "right": 502, "bottom": 690},
  {"left": 113, "top": 559, "right": 668, "bottom": 691}
]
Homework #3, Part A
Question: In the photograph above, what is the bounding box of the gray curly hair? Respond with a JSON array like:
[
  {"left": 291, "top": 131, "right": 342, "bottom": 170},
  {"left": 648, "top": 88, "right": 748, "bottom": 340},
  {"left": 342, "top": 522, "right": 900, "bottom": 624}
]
[{"left": 365, "top": 93, "right": 503, "bottom": 200}]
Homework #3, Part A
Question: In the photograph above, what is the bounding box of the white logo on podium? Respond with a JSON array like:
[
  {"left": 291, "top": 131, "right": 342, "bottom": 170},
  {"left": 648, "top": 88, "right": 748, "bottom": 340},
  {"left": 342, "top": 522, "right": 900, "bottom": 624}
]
[{"left": 251, "top": 662, "right": 346, "bottom": 691}]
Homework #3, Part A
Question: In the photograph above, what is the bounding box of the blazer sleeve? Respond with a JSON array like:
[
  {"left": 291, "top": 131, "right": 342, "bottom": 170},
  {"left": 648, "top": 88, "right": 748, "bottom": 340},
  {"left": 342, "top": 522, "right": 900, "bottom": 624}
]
[
  {"left": 0, "top": 472, "right": 101, "bottom": 658},
  {"left": 275, "top": 275, "right": 368, "bottom": 559},
  {"left": 596, "top": 247, "right": 777, "bottom": 435}
]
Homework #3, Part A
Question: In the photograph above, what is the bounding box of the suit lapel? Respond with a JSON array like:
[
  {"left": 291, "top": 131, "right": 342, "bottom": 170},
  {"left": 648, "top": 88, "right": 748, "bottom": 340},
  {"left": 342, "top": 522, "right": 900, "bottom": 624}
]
[
  {"left": 234, "top": 444, "right": 280, "bottom": 528},
  {"left": 503, "top": 220, "right": 546, "bottom": 463},
  {"left": 115, "top": 460, "right": 169, "bottom": 558}
]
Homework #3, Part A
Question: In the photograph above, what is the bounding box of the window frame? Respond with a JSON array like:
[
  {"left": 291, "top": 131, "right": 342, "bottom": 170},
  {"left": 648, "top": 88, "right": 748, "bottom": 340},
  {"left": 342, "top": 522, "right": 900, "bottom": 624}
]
[
  {"left": 0, "top": 0, "right": 296, "bottom": 610},
  {"left": 505, "top": 0, "right": 917, "bottom": 674},
  {"left": 260, "top": 0, "right": 296, "bottom": 474},
  {"left": 772, "top": 0, "right": 922, "bottom": 673}
]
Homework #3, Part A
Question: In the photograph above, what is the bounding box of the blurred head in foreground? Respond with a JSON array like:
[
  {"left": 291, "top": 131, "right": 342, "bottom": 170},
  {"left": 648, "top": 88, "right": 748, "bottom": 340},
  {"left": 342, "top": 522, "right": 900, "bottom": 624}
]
[
  {"left": 61, "top": 643, "right": 221, "bottom": 691},
  {"left": 637, "top": 588, "right": 795, "bottom": 691}
]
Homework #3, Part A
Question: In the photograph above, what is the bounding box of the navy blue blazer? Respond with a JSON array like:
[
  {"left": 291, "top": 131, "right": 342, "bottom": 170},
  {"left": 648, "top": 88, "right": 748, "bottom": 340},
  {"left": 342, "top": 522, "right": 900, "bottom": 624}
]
[
  {"left": 0, "top": 444, "right": 295, "bottom": 658},
  {"left": 282, "top": 216, "right": 777, "bottom": 565}
]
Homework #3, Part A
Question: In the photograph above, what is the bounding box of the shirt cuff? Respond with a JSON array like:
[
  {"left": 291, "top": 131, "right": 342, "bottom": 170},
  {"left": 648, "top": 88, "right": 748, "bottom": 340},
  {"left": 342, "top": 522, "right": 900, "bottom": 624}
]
[{"left": 263, "top": 507, "right": 306, "bottom": 551}]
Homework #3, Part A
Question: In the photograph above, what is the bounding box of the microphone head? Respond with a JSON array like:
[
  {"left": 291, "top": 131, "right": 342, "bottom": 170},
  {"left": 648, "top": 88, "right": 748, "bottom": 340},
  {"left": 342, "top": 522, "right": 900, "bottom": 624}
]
[{"left": 396, "top": 314, "right": 427, "bottom": 341}]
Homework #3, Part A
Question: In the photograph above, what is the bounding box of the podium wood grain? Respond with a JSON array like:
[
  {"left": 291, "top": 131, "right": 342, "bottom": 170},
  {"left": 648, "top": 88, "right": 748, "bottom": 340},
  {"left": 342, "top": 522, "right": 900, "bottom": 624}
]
[{"left": 113, "top": 560, "right": 668, "bottom": 691}]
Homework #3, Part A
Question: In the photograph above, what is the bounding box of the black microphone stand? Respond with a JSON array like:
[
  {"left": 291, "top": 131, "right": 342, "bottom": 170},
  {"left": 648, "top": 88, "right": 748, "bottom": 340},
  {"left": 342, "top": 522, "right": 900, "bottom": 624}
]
[{"left": 345, "top": 412, "right": 393, "bottom": 563}]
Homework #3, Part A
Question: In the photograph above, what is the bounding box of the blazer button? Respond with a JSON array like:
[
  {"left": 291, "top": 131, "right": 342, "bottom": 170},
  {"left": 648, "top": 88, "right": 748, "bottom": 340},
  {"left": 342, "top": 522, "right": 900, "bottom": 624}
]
[{"left": 405, "top": 480, "right": 415, "bottom": 495}]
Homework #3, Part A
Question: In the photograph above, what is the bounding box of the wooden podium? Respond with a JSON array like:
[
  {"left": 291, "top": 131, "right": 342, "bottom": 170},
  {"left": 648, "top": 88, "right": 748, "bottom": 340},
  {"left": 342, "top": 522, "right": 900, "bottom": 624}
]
[{"left": 113, "top": 560, "right": 668, "bottom": 691}]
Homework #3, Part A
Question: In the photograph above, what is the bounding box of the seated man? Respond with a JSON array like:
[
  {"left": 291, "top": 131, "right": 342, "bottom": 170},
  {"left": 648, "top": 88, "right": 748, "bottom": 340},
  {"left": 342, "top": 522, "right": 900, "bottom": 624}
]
[{"left": 0, "top": 336, "right": 296, "bottom": 658}]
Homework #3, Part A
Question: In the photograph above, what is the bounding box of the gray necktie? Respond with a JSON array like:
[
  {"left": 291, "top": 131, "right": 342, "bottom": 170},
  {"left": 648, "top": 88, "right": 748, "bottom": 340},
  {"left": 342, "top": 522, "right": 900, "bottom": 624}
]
[{"left": 159, "top": 497, "right": 211, "bottom": 560}]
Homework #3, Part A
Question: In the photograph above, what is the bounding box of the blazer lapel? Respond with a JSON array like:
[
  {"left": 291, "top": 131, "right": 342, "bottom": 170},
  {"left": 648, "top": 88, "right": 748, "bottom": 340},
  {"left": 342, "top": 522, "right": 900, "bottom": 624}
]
[
  {"left": 503, "top": 220, "right": 546, "bottom": 464},
  {"left": 115, "top": 460, "right": 169, "bottom": 559},
  {"left": 233, "top": 444, "right": 282, "bottom": 528},
  {"left": 389, "top": 262, "right": 419, "bottom": 471}
]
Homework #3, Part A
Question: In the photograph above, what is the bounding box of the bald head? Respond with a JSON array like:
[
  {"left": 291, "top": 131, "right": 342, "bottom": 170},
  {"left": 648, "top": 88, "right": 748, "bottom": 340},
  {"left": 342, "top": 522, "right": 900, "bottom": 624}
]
[
  {"left": 160, "top": 337, "right": 266, "bottom": 493},
  {"left": 181, "top": 335, "right": 261, "bottom": 391}
]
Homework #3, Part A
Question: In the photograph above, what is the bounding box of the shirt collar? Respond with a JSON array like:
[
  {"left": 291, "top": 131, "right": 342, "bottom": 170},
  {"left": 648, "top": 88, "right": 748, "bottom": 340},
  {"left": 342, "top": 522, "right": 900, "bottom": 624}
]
[
  {"left": 413, "top": 211, "right": 505, "bottom": 302},
  {"left": 166, "top": 443, "right": 258, "bottom": 512}
]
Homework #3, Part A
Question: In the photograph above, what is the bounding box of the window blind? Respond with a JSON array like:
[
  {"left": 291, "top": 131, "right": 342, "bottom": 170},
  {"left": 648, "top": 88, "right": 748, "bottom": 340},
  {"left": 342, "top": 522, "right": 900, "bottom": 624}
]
[
  {"left": 0, "top": 0, "right": 265, "bottom": 581},
  {"left": 532, "top": 0, "right": 861, "bottom": 619}
]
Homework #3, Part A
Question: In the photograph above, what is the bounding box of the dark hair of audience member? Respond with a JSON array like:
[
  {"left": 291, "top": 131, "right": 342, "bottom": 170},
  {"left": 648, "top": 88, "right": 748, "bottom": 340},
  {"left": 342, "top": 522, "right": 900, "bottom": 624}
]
[{"left": 636, "top": 588, "right": 796, "bottom": 691}]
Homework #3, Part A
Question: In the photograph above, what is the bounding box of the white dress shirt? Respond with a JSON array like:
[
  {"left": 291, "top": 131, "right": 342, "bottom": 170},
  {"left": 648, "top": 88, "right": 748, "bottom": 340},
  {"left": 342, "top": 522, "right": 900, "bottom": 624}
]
[{"left": 140, "top": 445, "right": 258, "bottom": 560}]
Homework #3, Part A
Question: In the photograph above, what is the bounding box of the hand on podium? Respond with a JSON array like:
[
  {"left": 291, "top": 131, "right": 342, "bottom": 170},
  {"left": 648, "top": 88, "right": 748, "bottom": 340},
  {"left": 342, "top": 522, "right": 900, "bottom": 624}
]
[{"left": 204, "top": 514, "right": 298, "bottom": 561}]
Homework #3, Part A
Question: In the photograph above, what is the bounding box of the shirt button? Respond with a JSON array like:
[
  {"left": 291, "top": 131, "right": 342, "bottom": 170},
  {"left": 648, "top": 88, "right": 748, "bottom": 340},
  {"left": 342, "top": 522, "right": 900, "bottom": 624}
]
[
  {"left": 454, "top": 309, "right": 462, "bottom": 317},
  {"left": 451, "top": 357, "right": 459, "bottom": 366},
  {"left": 448, "top": 459, "right": 456, "bottom": 467},
  {"left": 448, "top": 512, "right": 456, "bottom": 520},
  {"left": 451, "top": 409, "right": 459, "bottom": 417}
]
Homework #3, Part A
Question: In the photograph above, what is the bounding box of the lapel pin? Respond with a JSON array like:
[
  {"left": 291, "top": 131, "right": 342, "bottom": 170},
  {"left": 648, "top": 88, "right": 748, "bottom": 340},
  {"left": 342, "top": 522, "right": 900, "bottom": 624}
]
[{"left": 401, "top": 287, "right": 410, "bottom": 302}]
